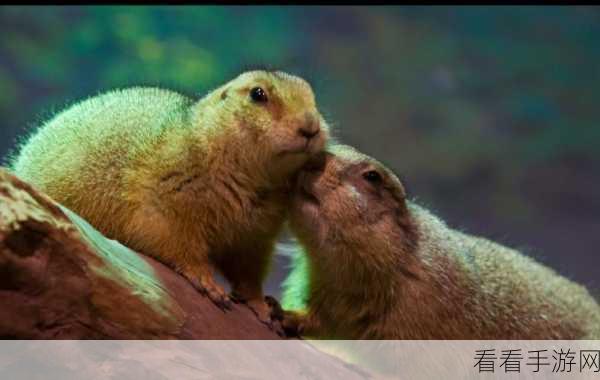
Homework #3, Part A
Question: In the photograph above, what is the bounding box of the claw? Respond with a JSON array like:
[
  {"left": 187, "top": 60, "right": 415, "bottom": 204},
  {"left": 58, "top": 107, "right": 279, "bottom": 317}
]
[
  {"left": 204, "top": 285, "right": 233, "bottom": 311},
  {"left": 245, "top": 298, "right": 273, "bottom": 325},
  {"left": 184, "top": 272, "right": 232, "bottom": 311}
]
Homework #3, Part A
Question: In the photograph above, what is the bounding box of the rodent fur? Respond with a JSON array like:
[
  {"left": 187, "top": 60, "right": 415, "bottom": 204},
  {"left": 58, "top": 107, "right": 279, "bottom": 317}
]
[
  {"left": 282, "top": 145, "right": 600, "bottom": 339},
  {"left": 11, "top": 70, "right": 329, "bottom": 318}
]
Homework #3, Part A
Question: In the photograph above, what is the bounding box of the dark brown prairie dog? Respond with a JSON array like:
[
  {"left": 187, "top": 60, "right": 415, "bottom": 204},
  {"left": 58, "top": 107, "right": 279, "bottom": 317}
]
[
  {"left": 11, "top": 70, "right": 329, "bottom": 320},
  {"left": 281, "top": 144, "right": 600, "bottom": 339}
]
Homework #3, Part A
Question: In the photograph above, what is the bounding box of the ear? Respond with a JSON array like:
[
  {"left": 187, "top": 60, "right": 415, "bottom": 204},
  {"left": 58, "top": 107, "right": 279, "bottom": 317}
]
[
  {"left": 393, "top": 194, "right": 418, "bottom": 253},
  {"left": 388, "top": 176, "right": 407, "bottom": 203},
  {"left": 395, "top": 180, "right": 407, "bottom": 199},
  {"left": 394, "top": 193, "right": 409, "bottom": 218},
  {"left": 388, "top": 178, "right": 410, "bottom": 222},
  {"left": 220, "top": 87, "right": 229, "bottom": 100}
]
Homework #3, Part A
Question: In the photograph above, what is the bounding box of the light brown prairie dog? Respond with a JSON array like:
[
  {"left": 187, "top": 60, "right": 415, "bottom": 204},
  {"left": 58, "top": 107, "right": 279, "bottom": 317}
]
[
  {"left": 282, "top": 145, "right": 600, "bottom": 339},
  {"left": 11, "top": 70, "right": 329, "bottom": 320}
]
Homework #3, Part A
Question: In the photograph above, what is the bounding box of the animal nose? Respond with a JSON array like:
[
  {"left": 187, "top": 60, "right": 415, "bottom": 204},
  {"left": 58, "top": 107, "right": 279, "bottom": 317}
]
[{"left": 298, "top": 112, "right": 321, "bottom": 139}]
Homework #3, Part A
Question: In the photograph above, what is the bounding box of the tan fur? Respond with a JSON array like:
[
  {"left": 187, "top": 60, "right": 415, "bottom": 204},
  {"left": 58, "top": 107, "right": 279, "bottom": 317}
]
[
  {"left": 11, "top": 71, "right": 329, "bottom": 316},
  {"left": 283, "top": 145, "right": 600, "bottom": 339}
]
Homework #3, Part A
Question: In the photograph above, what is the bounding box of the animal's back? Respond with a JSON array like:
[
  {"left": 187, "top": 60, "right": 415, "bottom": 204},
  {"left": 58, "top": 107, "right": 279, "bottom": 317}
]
[
  {"left": 11, "top": 87, "right": 194, "bottom": 238},
  {"left": 454, "top": 230, "right": 600, "bottom": 338}
]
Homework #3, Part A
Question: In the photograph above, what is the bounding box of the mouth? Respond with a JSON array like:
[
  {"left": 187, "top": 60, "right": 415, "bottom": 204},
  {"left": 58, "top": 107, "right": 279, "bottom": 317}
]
[{"left": 278, "top": 133, "right": 326, "bottom": 157}]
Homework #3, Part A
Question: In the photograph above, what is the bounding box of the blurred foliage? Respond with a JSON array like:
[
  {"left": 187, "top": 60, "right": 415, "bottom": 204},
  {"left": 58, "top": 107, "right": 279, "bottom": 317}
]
[{"left": 1, "top": 6, "right": 599, "bottom": 287}]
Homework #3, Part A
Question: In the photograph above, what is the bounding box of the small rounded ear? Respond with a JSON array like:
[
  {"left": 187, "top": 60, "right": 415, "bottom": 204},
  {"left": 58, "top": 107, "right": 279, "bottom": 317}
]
[
  {"left": 220, "top": 88, "right": 229, "bottom": 100},
  {"left": 388, "top": 176, "right": 409, "bottom": 217},
  {"left": 388, "top": 175, "right": 407, "bottom": 202},
  {"left": 395, "top": 180, "right": 407, "bottom": 199},
  {"left": 392, "top": 181, "right": 417, "bottom": 250},
  {"left": 395, "top": 192, "right": 408, "bottom": 216}
]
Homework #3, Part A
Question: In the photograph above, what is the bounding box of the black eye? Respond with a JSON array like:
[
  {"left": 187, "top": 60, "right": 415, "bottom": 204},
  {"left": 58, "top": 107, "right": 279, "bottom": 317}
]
[
  {"left": 250, "top": 87, "right": 268, "bottom": 103},
  {"left": 363, "top": 170, "right": 382, "bottom": 184}
]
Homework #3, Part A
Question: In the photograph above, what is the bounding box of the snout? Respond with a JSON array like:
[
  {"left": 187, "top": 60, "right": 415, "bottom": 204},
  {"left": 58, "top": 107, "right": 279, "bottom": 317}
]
[
  {"left": 277, "top": 111, "right": 327, "bottom": 157},
  {"left": 297, "top": 112, "right": 321, "bottom": 140},
  {"left": 296, "top": 170, "right": 321, "bottom": 206},
  {"left": 295, "top": 151, "right": 331, "bottom": 203}
]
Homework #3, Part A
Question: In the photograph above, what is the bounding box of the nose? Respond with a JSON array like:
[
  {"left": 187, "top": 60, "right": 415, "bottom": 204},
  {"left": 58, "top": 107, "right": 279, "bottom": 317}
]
[{"left": 298, "top": 112, "right": 321, "bottom": 139}]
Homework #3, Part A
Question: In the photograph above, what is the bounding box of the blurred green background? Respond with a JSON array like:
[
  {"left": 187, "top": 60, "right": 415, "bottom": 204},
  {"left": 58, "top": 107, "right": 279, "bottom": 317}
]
[{"left": 1, "top": 6, "right": 598, "bottom": 296}]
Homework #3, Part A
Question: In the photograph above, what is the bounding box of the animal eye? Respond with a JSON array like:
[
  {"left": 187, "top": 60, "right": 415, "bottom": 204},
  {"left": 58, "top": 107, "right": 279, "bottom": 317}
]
[
  {"left": 249, "top": 87, "right": 268, "bottom": 103},
  {"left": 363, "top": 170, "right": 382, "bottom": 184}
]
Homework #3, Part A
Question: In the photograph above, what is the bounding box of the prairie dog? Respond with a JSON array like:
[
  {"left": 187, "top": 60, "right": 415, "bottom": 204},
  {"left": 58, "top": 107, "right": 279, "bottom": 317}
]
[
  {"left": 11, "top": 70, "right": 329, "bottom": 320},
  {"left": 282, "top": 145, "right": 600, "bottom": 339}
]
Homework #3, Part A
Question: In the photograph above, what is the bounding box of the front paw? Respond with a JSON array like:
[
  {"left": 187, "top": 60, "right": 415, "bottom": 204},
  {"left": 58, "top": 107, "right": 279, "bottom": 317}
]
[
  {"left": 231, "top": 294, "right": 282, "bottom": 332},
  {"left": 184, "top": 271, "right": 232, "bottom": 311},
  {"left": 244, "top": 298, "right": 275, "bottom": 326}
]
